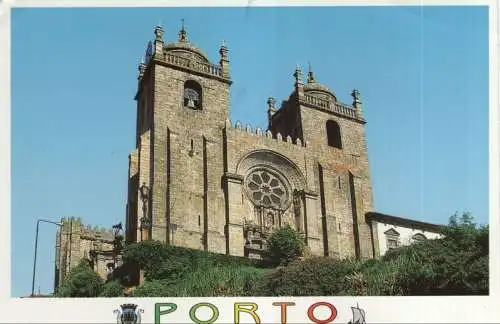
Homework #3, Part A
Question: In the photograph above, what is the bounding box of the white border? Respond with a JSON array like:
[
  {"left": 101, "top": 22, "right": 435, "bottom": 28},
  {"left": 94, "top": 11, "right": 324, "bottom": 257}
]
[
  {"left": 0, "top": 0, "right": 12, "bottom": 303},
  {"left": 1, "top": 0, "right": 498, "bottom": 323}
]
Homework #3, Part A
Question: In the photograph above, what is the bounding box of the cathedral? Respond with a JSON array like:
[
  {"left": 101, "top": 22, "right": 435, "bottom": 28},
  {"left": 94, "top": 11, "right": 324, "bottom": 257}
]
[
  {"left": 54, "top": 23, "right": 444, "bottom": 289},
  {"left": 124, "top": 23, "right": 376, "bottom": 260}
]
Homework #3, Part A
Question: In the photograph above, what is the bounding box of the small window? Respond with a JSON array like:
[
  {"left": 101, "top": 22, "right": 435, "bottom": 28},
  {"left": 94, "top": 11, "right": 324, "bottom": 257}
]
[
  {"left": 326, "top": 120, "right": 342, "bottom": 149},
  {"left": 106, "top": 263, "right": 115, "bottom": 274},
  {"left": 387, "top": 238, "right": 399, "bottom": 249},
  {"left": 412, "top": 233, "right": 427, "bottom": 243},
  {"left": 384, "top": 228, "right": 400, "bottom": 250},
  {"left": 183, "top": 80, "right": 202, "bottom": 110}
]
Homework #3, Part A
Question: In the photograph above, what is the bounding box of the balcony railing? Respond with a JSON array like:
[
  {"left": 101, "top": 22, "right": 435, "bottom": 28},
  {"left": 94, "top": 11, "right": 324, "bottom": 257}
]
[
  {"left": 164, "top": 53, "right": 224, "bottom": 78},
  {"left": 300, "top": 95, "right": 359, "bottom": 120}
]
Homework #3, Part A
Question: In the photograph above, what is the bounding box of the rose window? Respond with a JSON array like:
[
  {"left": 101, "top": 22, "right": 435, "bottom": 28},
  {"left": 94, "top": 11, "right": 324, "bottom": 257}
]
[{"left": 245, "top": 169, "right": 288, "bottom": 209}]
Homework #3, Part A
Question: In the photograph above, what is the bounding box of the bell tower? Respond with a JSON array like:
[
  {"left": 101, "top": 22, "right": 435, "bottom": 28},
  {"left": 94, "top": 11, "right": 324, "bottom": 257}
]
[
  {"left": 268, "top": 64, "right": 374, "bottom": 259},
  {"left": 125, "top": 22, "right": 232, "bottom": 252}
]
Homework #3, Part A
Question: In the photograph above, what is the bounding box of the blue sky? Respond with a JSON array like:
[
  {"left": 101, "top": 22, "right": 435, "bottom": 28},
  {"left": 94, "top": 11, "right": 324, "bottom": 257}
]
[{"left": 11, "top": 6, "right": 489, "bottom": 297}]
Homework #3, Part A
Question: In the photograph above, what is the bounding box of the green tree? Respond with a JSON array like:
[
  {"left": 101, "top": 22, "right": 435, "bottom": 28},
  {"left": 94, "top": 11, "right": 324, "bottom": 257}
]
[
  {"left": 130, "top": 279, "right": 173, "bottom": 297},
  {"left": 256, "top": 213, "right": 488, "bottom": 296},
  {"left": 383, "top": 212, "right": 488, "bottom": 295},
  {"left": 100, "top": 280, "right": 124, "bottom": 297},
  {"left": 54, "top": 259, "right": 104, "bottom": 297},
  {"left": 253, "top": 257, "right": 361, "bottom": 296},
  {"left": 265, "top": 225, "right": 305, "bottom": 266}
]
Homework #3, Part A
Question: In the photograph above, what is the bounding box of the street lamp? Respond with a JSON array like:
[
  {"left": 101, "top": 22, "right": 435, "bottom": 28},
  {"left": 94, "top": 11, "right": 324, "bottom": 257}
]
[
  {"left": 139, "top": 182, "right": 151, "bottom": 240},
  {"left": 112, "top": 222, "right": 124, "bottom": 251},
  {"left": 31, "top": 219, "right": 62, "bottom": 297}
]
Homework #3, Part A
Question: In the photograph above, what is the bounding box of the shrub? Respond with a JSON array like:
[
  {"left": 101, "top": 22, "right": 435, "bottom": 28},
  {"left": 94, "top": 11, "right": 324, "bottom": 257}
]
[
  {"left": 130, "top": 279, "right": 174, "bottom": 297},
  {"left": 123, "top": 240, "right": 168, "bottom": 269},
  {"left": 172, "top": 264, "right": 267, "bottom": 297},
  {"left": 121, "top": 213, "right": 489, "bottom": 297},
  {"left": 389, "top": 213, "right": 488, "bottom": 295},
  {"left": 254, "top": 257, "right": 362, "bottom": 296},
  {"left": 130, "top": 265, "right": 269, "bottom": 297},
  {"left": 145, "top": 258, "right": 190, "bottom": 281},
  {"left": 119, "top": 239, "right": 270, "bottom": 296},
  {"left": 255, "top": 213, "right": 488, "bottom": 296},
  {"left": 100, "top": 280, "right": 124, "bottom": 297},
  {"left": 265, "top": 225, "right": 305, "bottom": 266},
  {"left": 121, "top": 240, "right": 264, "bottom": 283},
  {"left": 54, "top": 259, "right": 104, "bottom": 297}
]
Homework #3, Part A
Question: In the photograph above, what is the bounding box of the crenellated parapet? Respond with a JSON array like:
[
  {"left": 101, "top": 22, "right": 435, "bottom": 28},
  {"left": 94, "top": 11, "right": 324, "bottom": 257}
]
[
  {"left": 59, "top": 217, "right": 118, "bottom": 243},
  {"left": 224, "top": 119, "right": 307, "bottom": 148},
  {"left": 80, "top": 226, "right": 116, "bottom": 243}
]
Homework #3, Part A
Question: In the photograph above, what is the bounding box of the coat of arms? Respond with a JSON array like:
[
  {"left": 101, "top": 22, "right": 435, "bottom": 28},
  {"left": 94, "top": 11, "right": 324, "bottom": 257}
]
[{"left": 114, "top": 304, "right": 143, "bottom": 324}]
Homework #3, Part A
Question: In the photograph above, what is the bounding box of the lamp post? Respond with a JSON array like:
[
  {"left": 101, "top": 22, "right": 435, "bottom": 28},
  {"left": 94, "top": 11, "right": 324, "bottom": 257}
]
[
  {"left": 112, "top": 222, "right": 123, "bottom": 250},
  {"left": 111, "top": 222, "right": 124, "bottom": 273},
  {"left": 31, "top": 219, "right": 62, "bottom": 297},
  {"left": 139, "top": 182, "right": 151, "bottom": 241}
]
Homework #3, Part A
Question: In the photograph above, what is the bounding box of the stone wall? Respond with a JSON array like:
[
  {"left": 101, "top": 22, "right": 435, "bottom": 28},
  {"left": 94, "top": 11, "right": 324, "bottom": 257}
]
[{"left": 54, "top": 217, "right": 118, "bottom": 290}]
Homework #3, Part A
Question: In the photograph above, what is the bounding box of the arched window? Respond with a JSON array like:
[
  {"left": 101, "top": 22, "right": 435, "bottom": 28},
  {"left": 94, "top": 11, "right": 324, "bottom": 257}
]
[
  {"left": 384, "top": 228, "right": 400, "bottom": 250},
  {"left": 106, "top": 262, "right": 115, "bottom": 280},
  {"left": 326, "top": 120, "right": 342, "bottom": 149},
  {"left": 412, "top": 233, "right": 427, "bottom": 243},
  {"left": 183, "top": 80, "right": 202, "bottom": 110}
]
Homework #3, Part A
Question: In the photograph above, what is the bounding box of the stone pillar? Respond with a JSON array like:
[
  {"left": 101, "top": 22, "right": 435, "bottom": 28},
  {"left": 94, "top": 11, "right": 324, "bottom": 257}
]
[
  {"left": 138, "top": 60, "right": 146, "bottom": 80},
  {"left": 224, "top": 172, "right": 245, "bottom": 256},
  {"left": 219, "top": 41, "right": 230, "bottom": 79},
  {"left": 303, "top": 190, "right": 323, "bottom": 256},
  {"left": 137, "top": 130, "right": 151, "bottom": 241},
  {"left": 139, "top": 269, "right": 145, "bottom": 285},
  {"left": 68, "top": 220, "right": 83, "bottom": 272},
  {"left": 351, "top": 89, "right": 364, "bottom": 120},
  {"left": 293, "top": 190, "right": 305, "bottom": 232},
  {"left": 127, "top": 150, "right": 139, "bottom": 243},
  {"left": 141, "top": 226, "right": 150, "bottom": 241},
  {"left": 267, "top": 96, "right": 277, "bottom": 128},
  {"left": 351, "top": 173, "right": 373, "bottom": 259},
  {"left": 153, "top": 25, "right": 164, "bottom": 60},
  {"left": 294, "top": 66, "right": 304, "bottom": 98},
  {"left": 370, "top": 220, "right": 381, "bottom": 258}
]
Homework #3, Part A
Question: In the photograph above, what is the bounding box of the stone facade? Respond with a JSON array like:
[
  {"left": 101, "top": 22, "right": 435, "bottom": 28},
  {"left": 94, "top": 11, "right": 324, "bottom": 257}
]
[
  {"left": 124, "top": 24, "right": 375, "bottom": 260},
  {"left": 54, "top": 217, "right": 122, "bottom": 290}
]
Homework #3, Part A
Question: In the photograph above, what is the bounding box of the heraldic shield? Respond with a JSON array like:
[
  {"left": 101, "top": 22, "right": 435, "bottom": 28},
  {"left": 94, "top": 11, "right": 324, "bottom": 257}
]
[{"left": 114, "top": 304, "right": 143, "bottom": 324}]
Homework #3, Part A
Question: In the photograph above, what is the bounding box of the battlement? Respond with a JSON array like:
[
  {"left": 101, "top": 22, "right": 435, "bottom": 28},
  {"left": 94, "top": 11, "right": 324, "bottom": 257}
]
[
  {"left": 59, "top": 217, "right": 117, "bottom": 242},
  {"left": 224, "top": 119, "right": 307, "bottom": 148},
  {"left": 81, "top": 225, "right": 116, "bottom": 242}
]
